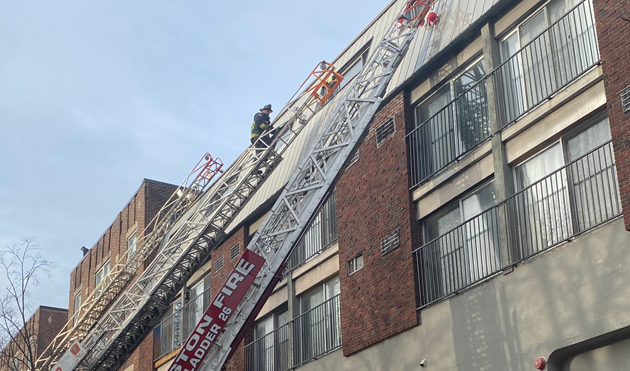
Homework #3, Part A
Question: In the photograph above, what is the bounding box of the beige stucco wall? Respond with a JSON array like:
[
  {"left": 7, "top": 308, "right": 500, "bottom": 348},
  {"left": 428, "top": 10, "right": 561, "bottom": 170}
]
[{"left": 298, "top": 218, "right": 630, "bottom": 371}]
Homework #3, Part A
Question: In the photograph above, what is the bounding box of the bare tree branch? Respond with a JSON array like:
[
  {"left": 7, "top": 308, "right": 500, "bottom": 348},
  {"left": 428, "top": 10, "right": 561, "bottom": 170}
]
[{"left": 0, "top": 237, "right": 57, "bottom": 370}]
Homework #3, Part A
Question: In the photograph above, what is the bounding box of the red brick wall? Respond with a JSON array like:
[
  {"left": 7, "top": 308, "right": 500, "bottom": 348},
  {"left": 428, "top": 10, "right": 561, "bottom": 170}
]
[
  {"left": 593, "top": 0, "right": 630, "bottom": 230},
  {"left": 35, "top": 307, "right": 69, "bottom": 359},
  {"left": 209, "top": 226, "right": 252, "bottom": 371},
  {"left": 336, "top": 91, "right": 420, "bottom": 356}
]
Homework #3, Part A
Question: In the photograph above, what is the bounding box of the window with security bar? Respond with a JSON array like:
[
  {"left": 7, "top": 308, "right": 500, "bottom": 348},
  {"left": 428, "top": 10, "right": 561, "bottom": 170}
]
[
  {"left": 497, "top": 0, "right": 599, "bottom": 126},
  {"left": 510, "top": 116, "right": 619, "bottom": 260},
  {"left": 409, "top": 58, "right": 488, "bottom": 186},
  {"left": 420, "top": 180, "right": 498, "bottom": 304}
]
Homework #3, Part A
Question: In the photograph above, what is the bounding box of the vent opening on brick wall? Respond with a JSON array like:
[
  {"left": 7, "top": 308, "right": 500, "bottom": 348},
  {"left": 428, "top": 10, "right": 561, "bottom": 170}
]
[
  {"left": 348, "top": 254, "right": 364, "bottom": 275},
  {"left": 214, "top": 256, "right": 224, "bottom": 271},
  {"left": 621, "top": 86, "right": 630, "bottom": 113},
  {"left": 381, "top": 229, "right": 400, "bottom": 256},
  {"left": 230, "top": 244, "right": 240, "bottom": 260},
  {"left": 376, "top": 118, "right": 395, "bottom": 146}
]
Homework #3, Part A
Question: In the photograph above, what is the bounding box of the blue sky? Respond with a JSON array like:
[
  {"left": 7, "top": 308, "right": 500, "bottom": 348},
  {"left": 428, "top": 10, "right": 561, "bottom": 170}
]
[{"left": 0, "top": 0, "right": 389, "bottom": 315}]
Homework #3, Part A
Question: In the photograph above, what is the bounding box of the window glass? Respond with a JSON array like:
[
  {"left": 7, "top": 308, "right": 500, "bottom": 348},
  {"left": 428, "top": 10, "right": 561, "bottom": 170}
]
[
  {"left": 462, "top": 182, "right": 496, "bottom": 220},
  {"left": 520, "top": 10, "right": 548, "bottom": 45},
  {"left": 454, "top": 60, "right": 485, "bottom": 97},
  {"left": 127, "top": 232, "right": 137, "bottom": 256},
  {"left": 189, "top": 280, "right": 206, "bottom": 331},
  {"left": 415, "top": 85, "right": 450, "bottom": 125},
  {"left": 95, "top": 261, "right": 110, "bottom": 287},
  {"left": 515, "top": 143, "right": 563, "bottom": 189},
  {"left": 338, "top": 55, "right": 364, "bottom": 90},
  {"left": 501, "top": 32, "right": 520, "bottom": 59},
  {"left": 424, "top": 203, "right": 461, "bottom": 242},
  {"left": 567, "top": 117, "right": 612, "bottom": 162}
]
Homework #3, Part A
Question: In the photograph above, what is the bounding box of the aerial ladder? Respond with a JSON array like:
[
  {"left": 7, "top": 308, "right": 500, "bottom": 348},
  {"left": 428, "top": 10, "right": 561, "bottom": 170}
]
[
  {"left": 169, "top": 1, "right": 437, "bottom": 370},
  {"left": 39, "top": 61, "right": 344, "bottom": 371}
]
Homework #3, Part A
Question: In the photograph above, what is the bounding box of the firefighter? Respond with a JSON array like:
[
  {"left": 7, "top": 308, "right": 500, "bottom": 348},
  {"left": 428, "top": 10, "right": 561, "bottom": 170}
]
[{"left": 251, "top": 104, "right": 275, "bottom": 152}]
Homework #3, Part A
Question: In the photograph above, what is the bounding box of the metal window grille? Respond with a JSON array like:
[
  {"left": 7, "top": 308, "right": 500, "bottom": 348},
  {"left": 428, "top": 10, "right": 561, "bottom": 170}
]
[
  {"left": 407, "top": 0, "right": 600, "bottom": 190},
  {"left": 376, "top": 118, "right": 395, "bottom": 146},
  {"left": 244, "top": 295, "right": 341, "bottom": 371},
  {"left": 214, "top": 256, "right": 224, "bottom": 271},
  {"left": 230, "top": 244, "right": 240, "bottom": 260},
  {"left": 286, "top": 192, "right": 338, "bottom": 272},
  {"left": 621, "top": 86, "right": 630, "bottom": 113},
  {"left": 348, "top": 255, "right": 364, "bottom": 275},
  {"left": 413, "top": 141, "right": 621, "bottom": 308},
  {"left": 381, "top": 229, "right": 400, "bottom": 256},
  {"left": 495, "top": 0, "right": 599, "bottom": 128}
]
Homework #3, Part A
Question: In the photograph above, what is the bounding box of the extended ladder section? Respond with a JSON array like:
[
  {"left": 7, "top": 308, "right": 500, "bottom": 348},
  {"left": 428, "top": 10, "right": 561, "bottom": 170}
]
[
  {"left": 171, "top": 1, "right": 436, "bottom": 370},
  {"left": 42, "top": 61, "right": 346, "bottom": 371},
  {"left": 36, "top": 153, "right": 223, "bottom": 370}
]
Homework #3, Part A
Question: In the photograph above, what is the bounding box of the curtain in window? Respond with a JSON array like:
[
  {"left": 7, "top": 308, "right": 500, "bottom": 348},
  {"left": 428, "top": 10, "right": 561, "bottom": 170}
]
[
  {"left": 462, "top": 183, "right": 500, "bottom": 283},
  {"left": 514, "top": 144, "right": 571, "bottom": 258},
  {"left": 567, "top": 118, "right": 619, "bottom": 231}
]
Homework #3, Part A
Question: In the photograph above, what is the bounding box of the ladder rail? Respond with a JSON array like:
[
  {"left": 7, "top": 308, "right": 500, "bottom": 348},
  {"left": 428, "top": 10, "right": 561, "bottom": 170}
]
[
  {"left": 170, "top": 1, "right": 435, "bottom": 369},
  {"left": 47, "top": 62, "right": 346, "bottom": 371},
  {"left": 35, "top": 154, "right": 223, "bottom": 370}
]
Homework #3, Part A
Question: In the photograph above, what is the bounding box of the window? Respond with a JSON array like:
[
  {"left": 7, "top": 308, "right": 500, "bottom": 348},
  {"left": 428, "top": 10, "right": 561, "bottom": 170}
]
[
  {"left": 127, "top": 231, "right": 137, "bottom": 257},
  {"left": 499, "top": 0, "right": 598, "bottom": 123},
  {"left": 412, "top": 59, "right": 488, "bottom": 182},
  {"left": 95, "top": 261, "right": 110, "bottom": 288},
  {"left": 296, "top": 276, "right": 341, "bottom": 362},
  {"left": 421, "top": 181, "right": 498, "bottom": 302},
  {"left": 250, "top": 306, "right": 289, "bottom": 371},
  {"left": 348, "top": 255, "right": 364, "bottom": 274},
  {"left": 183, "top": 274, "right": 211, "bottom": 338},
  {"left": 510, "top": 116, "right": 618, "bottom": 258},
  {"left": 287, "top": 192, "right": 338, "bottom": 271},
  {"left": 73, "top": 292, "right": 81, "bottom": 325},
  {"left": 337, "top": 47, "right": 369, "bottom": 91}
]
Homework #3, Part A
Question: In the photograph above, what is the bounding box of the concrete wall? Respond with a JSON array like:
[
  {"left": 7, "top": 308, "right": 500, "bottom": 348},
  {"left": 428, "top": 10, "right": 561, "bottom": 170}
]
[{"left": 298, "top": 218, "right": 630, "bottom": 371}]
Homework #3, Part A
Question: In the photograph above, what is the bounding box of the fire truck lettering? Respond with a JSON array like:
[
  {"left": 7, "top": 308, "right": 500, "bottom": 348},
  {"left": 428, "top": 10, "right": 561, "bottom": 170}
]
[
  {"left": 213, "top": 293, "right": 225, "bottom": 309},
  {"left": 190, "top": 356, "right": 199, "bottom": 368},
  {"left": 235, "top": 258, "right": 255, "bottom": 276},
  {"left": 226, "top": 272, "right": 244, "bottom": 291},
  {"left": 196, "top": 315, "right": 213, "bottom": 335},
  {"left": 210, "top": 323, "right": 221, "bottom": 334},
  {"left": 173, "top": 350, "right": 189, "bottom": 364},
  {"left": 220, "top": 286, "right": 233, "bottom": 296},
  {"left": 194, "top": 347, "right": 204, "bottom": 359},
  {"left": 186, "top": 334, "right": 199, "bottom": 351},
  {"left": 200, "top": 338, "right": 211, "bottom": 350}
]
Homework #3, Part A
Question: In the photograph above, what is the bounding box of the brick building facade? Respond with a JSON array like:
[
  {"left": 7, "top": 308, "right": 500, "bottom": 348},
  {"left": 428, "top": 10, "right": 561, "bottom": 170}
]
[
  {"left": 51, "top": 0, "right": 630, "bottom": 370},
  {"left": 0, "top": 306, "right": 68, "bottom": 371}
]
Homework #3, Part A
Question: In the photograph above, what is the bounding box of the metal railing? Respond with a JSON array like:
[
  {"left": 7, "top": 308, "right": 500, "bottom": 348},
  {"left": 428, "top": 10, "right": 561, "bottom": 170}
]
[
  {"left": 494, "top": 0, "right": 599, "bottom": 128},
  {"left": 153, "top": 287, "right": 212, "bottom": 360},
  {"left": 286, "top": 192, "right": 338, "bottom": 272},
  {"left": 414, "top": 141, "right": 620, "bottom": 307},
  {"left": 408, "top": 79, "right": 490, "bottom": 188},
  {"left": 407, "top": 0, "right": 599, "bottom": 189},
  {"left": 244, "top": 295, "right": 342, "bottom": 371}
]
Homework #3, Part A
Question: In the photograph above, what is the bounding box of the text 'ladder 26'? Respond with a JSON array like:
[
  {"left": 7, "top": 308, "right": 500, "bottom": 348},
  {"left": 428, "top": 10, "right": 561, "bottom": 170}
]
[
  {"left": 170, "top": 1, "right": 437, "bottom": 370},
  {"left": 43, "top": 60, "right": 347, "bottom": 371}
]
